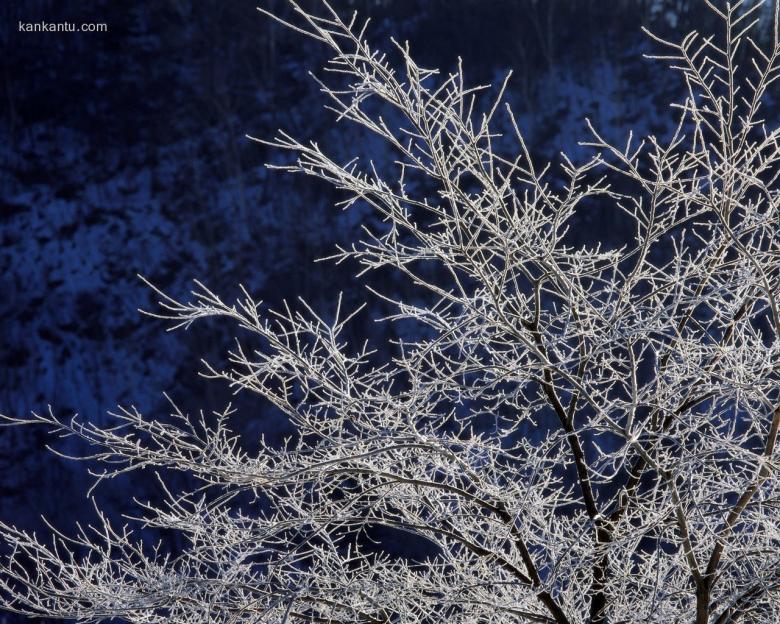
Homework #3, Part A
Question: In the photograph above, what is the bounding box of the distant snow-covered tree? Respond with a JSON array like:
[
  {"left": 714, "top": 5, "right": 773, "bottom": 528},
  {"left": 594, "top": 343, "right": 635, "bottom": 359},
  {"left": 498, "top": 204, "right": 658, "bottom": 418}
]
[{"left": 2, "top": 1, "right": 780, "bottom": 622}]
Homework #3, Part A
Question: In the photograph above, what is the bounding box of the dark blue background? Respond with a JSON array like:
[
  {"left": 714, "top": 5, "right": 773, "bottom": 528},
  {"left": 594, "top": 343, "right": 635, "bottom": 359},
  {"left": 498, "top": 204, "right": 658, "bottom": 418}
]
[{"left": 0, "top": 2, "right": 763, "bottom": 621}]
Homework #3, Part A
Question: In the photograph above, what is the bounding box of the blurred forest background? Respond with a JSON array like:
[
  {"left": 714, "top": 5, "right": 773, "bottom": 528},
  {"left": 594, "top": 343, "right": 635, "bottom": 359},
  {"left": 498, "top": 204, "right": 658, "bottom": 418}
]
[{"left": 1, "top": 1, "right": 777, "bottom": 621}]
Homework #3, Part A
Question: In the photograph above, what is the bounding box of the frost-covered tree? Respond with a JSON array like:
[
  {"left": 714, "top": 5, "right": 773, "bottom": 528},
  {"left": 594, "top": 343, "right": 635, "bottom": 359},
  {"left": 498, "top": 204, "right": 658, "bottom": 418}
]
[{"left": 2, "top": 1, "right": 780, "bottom": 622}]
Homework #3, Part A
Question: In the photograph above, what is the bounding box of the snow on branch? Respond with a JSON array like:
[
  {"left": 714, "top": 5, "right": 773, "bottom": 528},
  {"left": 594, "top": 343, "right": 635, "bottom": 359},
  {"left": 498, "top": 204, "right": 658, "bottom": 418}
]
[{"left": 2, "top": 1, "right": 780, "bottom": 622}]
